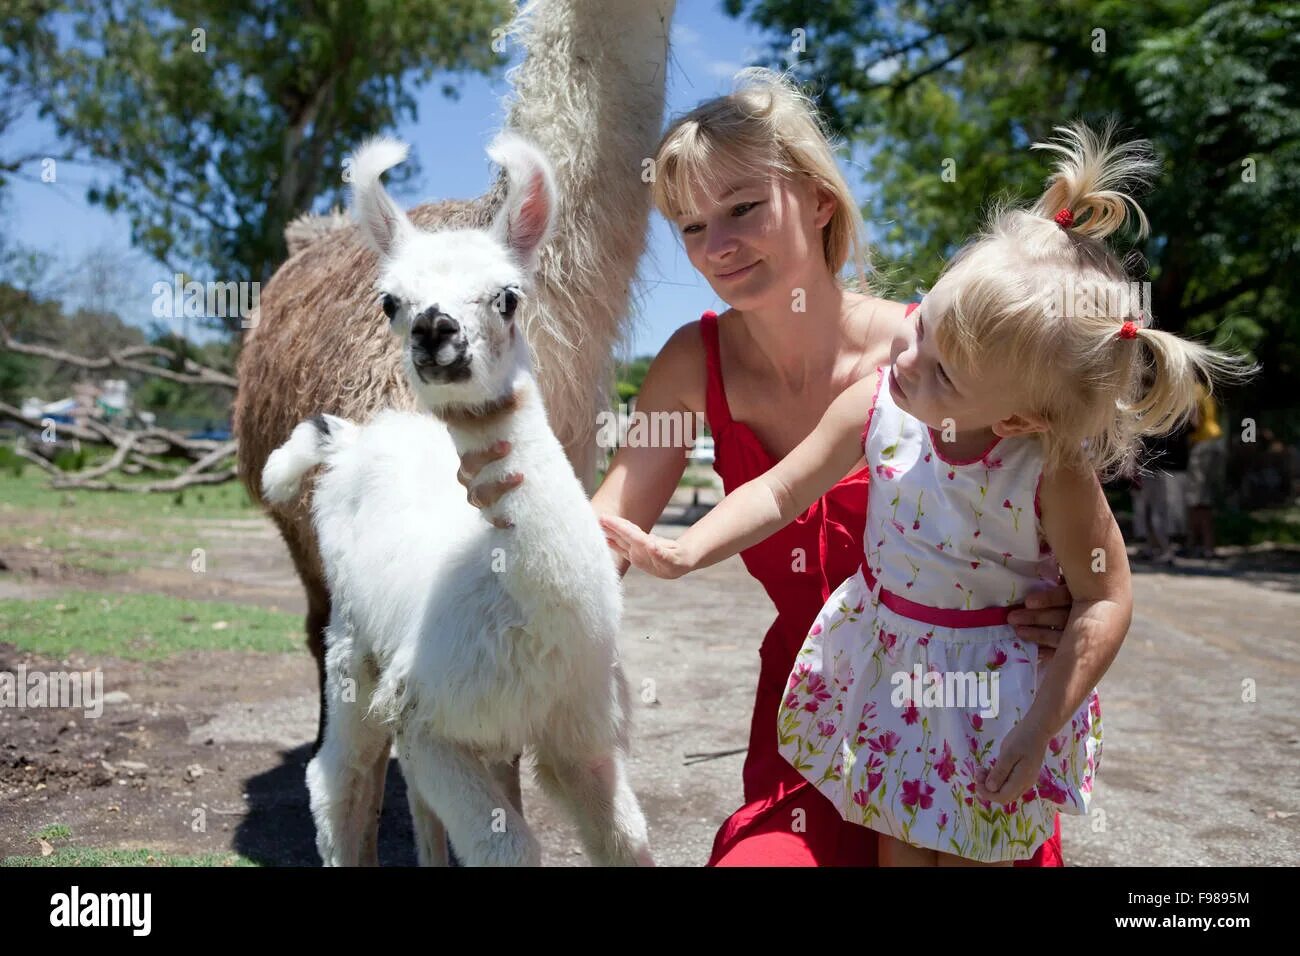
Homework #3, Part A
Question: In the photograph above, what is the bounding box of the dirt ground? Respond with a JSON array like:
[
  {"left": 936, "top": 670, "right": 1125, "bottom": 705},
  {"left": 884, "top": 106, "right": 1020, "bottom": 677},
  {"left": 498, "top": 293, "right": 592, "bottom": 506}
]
[{"left": 1, "top": 490, "right": 1297, "bottom": 866}]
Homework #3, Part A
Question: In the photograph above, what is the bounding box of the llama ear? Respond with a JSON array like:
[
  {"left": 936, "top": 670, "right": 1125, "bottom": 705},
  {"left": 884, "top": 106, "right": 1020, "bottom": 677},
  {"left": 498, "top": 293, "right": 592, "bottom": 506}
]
[
  {"left": 487, "top": 132, "right": 555, "bottom": 274},
  {"left": 349, "top": 136, "right": 416, "bottom": 257}
]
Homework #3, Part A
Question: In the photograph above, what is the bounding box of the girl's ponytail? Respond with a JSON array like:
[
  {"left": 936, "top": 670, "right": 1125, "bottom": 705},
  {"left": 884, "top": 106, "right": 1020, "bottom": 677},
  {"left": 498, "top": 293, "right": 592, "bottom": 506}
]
[
  {"left": 1126, "top": 326, "right": 1256, "bottom": 443},
  {"left": 1031, "top": 122, "right": 1158, "bottom": 240}
]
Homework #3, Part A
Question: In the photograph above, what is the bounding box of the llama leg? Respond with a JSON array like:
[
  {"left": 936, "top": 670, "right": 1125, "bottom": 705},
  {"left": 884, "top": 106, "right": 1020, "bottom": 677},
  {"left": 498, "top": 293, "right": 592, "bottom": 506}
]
[
  {"left": 396, "top": 732, "right": 539, "bottom": 866},
  {"left": 305, "top": 629, "right": 390, "bottom": 866},
  {"left": 534, "top": 743, "right": 653, "bottom": 867},
  {"left": 406, "top": 786, "right": 449, "bottom": 867},
  {"left": 356, "top": 743, "right": 390, "bottom": 867}
]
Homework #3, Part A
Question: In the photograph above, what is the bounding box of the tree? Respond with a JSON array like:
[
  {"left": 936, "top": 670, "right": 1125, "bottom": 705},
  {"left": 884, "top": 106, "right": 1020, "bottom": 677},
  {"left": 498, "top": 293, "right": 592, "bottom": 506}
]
[
  {"left": 13, "top": 0, "right": 510, "bottom": 333},
  {"left": 728, "top": 0, "right": 1298, "bottom": 429}
]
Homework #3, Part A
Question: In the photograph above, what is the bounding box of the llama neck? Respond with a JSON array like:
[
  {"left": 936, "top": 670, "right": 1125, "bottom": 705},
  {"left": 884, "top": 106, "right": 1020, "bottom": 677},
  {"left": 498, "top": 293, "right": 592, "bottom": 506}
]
[
  {"left": 439, "top": 374, "right": 609, "bottom": 625},
  {"left": 506, "top": 0, "right": 677, "bottom": 489}
]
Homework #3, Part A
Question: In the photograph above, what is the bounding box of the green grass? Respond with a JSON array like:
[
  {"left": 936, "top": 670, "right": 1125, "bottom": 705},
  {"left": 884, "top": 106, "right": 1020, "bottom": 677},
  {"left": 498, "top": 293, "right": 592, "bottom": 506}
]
[
  {"left": 0, "top": 592, "right": 302, "bottom": 659},
  {"left": 36, "top": 823, "right": 71, "bottom": 841},
  {"left": 0, "top": 468, "right": 260, "bottom": 574},
  {"left": 2, "top": 847, "right": 257, "bottom": 867},
  {"left": 0, "top": 467, "right": 256, "bottom": 521}
]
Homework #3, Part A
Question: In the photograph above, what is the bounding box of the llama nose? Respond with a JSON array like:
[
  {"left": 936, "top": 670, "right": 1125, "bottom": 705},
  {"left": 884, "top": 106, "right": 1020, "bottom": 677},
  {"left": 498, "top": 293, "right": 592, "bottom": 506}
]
[
  {"left": 411, "top": 309, "right": 462, "bottom": 357},
  {"left": 411, "top": 308, "right": 458, "bottom": 342}
]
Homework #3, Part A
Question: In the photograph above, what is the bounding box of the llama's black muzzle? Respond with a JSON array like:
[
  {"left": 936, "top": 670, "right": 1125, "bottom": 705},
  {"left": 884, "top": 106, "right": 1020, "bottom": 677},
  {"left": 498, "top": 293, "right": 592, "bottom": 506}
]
[{"left": 410, "top": 308, "right": 471, "bottom": 382}]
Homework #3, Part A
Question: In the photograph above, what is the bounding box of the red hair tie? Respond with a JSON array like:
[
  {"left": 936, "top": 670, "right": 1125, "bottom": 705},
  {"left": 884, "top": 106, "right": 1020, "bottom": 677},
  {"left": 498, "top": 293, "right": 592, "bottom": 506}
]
[
  {"left": 1117, "top": 321, "right": 1139, "bottom": 340},
  {"left": 1054, "top": 208, "right": 1075, "bottom": 229}
]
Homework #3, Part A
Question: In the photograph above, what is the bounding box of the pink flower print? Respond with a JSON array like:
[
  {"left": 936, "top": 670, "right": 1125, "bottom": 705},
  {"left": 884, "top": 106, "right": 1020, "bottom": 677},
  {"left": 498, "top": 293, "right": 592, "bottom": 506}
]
[
  {"left": 986, "top": 647, "right": 1008, "bottom": 670},
  {"left": 806, "top": 673, "right": 831, "bottom": 702},
  {"left": 969, "top": 713, "right": 984, "bottom": 732},
  {"left": 891, "top": 519, "right": 907, "bottom": 535},
  {"left": 853, "top": 600, "right": 865, "bottom": 614},
  {"left": 852, "top": 789, "right": 872, "bottom": 808},
  {"left": 878, "top": 630, "right": 898, "bottom": 653},
  {"left": 901, "top": 778, "right": 936, "bottom": 810},
  {"left": 861, "top": 701, "right": 878, "bottom": 722},
  {"left": 863, "top": 754, "right": 885, "bottom": 794},
  {"left": 970, "top": 560, "right": 981, "bottom": 570},
  {"left": 1090, "top": 696, "right": 1102, "bottom": 720},
  {"left": 868, "top": 731, "right": 901, "bottom": 756},
  {"left": 982, "top": 454, "right": 1003, "bottom": 470},
  {"left": 1002, "top": 498, "right": 1012, "bottom": 509},
  {"left": 784, "top": 693, "right": 799, "bottom": 710},
  {"left": 875, "top": 464, "right": 898, "bottom": 480},
  {"left": 1021, "top": 788, "right": 1038, "bottom": 804},
  {"left": 1036, "top": 766, "right": 1069, "bottom": 805},
  {"left": 937, "top": 812, "right": 948, "bottom": 829},
  {"left": 924, "top": 453, "right": 932, "bottom": 463},
  {"left": 936, "top": 742, "right": 957, "bottom": 782},
  {"left": 809, "top": 622, "right": 822, "bottom": 637},
  {"left": 788, "top": 663, "right": 811, "bottom": 689},
  {"left": 947, "top": 470, "right": 955, "bottom": 481},
  {"left": 902, "top": 701, "right": 920, "bottom": 725},
  {"left": 1004, "top": 801, "right": 1018, "bottom": 814},
  {"left": 964, "top": 796, "right": 974, "bottom": 806},
  {"left": 967, "top": 735, "right": 980, "bottom": 755},
  {"left": 817, "top": 719, "right": 837, "bottom": 738},
  {"left": 973, "top": 529, "right": 980, "bottom": 538},
  {"left": 803, "top": 701, "right": 819, "bottom": 713},
  {"left": 918, "top": 631, "right": 932, "bottom": 645},
  {"left": 913, "top": 520, "right": 920, "bottom": 530},
  {"left": 1048, "top": 734, "right": 1065, "bottom": 756}
]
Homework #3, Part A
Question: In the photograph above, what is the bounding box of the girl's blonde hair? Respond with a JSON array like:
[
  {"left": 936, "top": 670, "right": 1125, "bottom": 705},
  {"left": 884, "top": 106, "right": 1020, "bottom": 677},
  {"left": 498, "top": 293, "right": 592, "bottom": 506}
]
[
  {"left": 651, "top": 68, "right": 867, "bottom": 287},
  {"left": 933, "top": 122, "right": 1254, "bottom": 477}
]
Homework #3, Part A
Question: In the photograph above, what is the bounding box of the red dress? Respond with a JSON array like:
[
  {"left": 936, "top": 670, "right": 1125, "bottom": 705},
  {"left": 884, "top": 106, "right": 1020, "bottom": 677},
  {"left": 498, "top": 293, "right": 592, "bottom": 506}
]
[{"left": 698, "top": 310, "right": 1063, "bottom": 867}]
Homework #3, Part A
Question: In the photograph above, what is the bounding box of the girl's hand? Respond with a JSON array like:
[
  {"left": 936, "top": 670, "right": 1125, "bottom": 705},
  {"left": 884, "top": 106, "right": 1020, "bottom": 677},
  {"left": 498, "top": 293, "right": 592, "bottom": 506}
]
[
  {"left": 456, "top": 440, "right": 524, "bottom": 529},
  {"left": 974, "top": 719, "right": 1049, "bottom": 806},
  {"left": 598, "top": 515, "right": 694, "bottom": 579}
]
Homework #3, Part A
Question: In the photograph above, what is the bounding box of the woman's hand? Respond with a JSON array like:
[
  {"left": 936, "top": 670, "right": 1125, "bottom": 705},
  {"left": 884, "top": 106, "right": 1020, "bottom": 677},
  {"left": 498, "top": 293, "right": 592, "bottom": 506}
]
[
  {"left": 598, "top": 515, "right": 695, "bottom": 580},
  {"left": 455, "top": 440, "right": 525, "bottom": 529},
  {"left": 974, "top": 719, "right": 1049, "bottom": 807},
  {"left": 1006, "top": 582, "right": 1073, "bottom": 662}
]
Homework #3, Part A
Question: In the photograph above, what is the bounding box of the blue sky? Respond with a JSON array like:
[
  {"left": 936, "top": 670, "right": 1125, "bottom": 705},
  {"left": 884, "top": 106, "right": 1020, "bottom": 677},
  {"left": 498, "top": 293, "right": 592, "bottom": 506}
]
[{"left": 1, "top": 2, "right": 879, "bottom": 360}]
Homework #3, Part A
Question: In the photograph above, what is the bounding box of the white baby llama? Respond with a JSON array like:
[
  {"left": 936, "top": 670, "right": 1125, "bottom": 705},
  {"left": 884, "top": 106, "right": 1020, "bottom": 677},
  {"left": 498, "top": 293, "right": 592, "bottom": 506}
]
[{"left": 260, "top": 132, "right": 651, "bottom": 867}]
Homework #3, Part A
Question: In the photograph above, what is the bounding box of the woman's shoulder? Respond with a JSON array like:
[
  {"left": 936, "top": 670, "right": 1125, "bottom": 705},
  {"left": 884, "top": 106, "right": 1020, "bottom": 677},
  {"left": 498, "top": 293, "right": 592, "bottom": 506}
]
[
  {"left": 846, "top": 293, "right": 911, "bottom": 367},
  {"left": 636, "top": 315, "right": 711, "bottom": 414}
]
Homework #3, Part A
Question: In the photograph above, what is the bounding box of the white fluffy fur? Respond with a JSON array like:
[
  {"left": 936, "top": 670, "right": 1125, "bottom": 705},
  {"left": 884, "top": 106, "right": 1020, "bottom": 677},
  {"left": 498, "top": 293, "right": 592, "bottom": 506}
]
[{"left": 263, "top": 134, "right": 651, "bottom": 867}]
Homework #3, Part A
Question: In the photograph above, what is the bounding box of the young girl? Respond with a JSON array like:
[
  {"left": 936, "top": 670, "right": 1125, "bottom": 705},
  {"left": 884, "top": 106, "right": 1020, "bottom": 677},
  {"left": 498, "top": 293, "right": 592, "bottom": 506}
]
[{"left": 601, "top": 123, "right": 1249, "bottom": 865}]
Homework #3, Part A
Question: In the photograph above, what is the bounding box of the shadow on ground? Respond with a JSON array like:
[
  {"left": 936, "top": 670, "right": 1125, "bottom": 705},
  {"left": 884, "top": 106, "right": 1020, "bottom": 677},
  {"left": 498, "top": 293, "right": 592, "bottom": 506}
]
[{"left": 232, "top": 747, "right": 418, "bottom": 866}]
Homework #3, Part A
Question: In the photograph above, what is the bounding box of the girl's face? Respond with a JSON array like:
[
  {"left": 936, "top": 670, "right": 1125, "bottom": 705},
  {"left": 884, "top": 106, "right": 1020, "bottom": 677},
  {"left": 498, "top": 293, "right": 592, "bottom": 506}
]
[
  {"left": 674, "top": 170, "right": 835, "bottom": 311},
  {"left": 889, "top": 279, "right": 1046, "bottom": 439}
]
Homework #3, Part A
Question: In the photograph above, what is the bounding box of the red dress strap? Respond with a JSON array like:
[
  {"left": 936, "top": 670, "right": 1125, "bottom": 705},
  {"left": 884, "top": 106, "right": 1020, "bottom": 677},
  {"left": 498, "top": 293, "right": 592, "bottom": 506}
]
[{"left": 698, "top": 311, "right": 734, "bottom": 433}]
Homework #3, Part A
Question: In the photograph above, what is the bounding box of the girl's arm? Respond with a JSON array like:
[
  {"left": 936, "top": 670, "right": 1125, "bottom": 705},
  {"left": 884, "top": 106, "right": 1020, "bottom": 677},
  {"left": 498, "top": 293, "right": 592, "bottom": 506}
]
[
  {"left": 601, "top": 372, "right": 878, "bottom": 578},
  {"left": 977, "top": 465, "right": 1132, "bottom": 803}
]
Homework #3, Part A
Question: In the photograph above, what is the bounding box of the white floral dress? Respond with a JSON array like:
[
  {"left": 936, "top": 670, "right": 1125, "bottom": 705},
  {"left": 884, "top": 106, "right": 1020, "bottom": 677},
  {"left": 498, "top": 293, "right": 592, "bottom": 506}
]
[{"left": 777, "top": 366, "right": 1102, "bottom": 862}]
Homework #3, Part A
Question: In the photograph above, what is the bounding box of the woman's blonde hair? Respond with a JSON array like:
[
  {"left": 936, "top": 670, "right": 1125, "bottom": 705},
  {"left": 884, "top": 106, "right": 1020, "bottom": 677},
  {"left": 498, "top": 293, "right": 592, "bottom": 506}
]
[
  {"left": 651, "top": 68, "right": 867, "bottom": 287},
  {"left": 933, "top": 122, "right": 1254, "bottom": 478}
]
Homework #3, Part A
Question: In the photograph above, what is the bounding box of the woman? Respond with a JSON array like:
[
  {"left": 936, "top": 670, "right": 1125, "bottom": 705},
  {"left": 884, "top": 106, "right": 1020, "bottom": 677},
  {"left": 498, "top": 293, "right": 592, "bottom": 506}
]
[{"left": 461, "top": 70, "right": 1073, "bottom": 866}]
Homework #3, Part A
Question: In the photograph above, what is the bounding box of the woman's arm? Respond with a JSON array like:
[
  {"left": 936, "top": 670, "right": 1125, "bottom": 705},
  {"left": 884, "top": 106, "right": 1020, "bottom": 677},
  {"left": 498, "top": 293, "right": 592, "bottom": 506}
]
[
  {"left": 601, "top": 373, "right": 876, "bottom": 578},
  {"left": 976, "top": 465, "right": 1132, "bottom": 803}
]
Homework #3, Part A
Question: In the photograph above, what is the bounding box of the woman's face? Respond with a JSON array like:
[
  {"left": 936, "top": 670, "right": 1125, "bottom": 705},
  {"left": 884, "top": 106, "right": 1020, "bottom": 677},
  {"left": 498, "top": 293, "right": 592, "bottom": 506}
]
[{"left": 674, "top": 170, "right": 835, "bottom": 312}]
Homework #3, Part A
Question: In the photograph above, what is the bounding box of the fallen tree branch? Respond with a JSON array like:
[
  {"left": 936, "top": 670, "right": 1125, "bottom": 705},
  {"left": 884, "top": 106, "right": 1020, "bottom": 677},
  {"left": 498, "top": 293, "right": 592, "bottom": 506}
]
[{"left": 1, "top": 334, "right": 237, "bottom": 389}]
